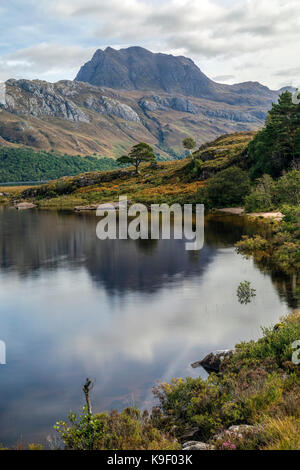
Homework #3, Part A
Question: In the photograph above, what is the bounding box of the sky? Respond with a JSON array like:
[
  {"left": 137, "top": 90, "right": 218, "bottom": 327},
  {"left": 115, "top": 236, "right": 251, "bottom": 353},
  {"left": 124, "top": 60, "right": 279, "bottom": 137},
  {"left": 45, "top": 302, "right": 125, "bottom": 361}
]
[{"left": 0, "top": 0, "right": 299, "bottom": 89}]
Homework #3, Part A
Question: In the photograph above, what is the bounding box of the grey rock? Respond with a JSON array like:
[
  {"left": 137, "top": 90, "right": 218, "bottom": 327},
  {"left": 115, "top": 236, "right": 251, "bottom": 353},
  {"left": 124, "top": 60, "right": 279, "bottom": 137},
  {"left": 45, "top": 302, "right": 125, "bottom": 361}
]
[
  {"left": 213, "top": 425, "right": 260, "bottom": 443},
  {"left": 15, "top": 202, "right": 37, "bottom": 210},
  {"left": 182, "top": 441, "right": 214, "bottom": 451},
  {"left": 4, "top": 79, "right": 89, "bottom": 123},
  {"left": 191, "top": 349, "right": 235, "bottom": 373},
  {"left": 84, "top": 95, "right": 140, "bottom": 122}
]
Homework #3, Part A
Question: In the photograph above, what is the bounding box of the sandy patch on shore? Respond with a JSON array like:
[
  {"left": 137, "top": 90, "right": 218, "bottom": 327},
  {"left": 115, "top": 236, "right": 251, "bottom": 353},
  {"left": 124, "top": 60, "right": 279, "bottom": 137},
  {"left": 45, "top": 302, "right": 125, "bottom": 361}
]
[
  {"left": 247, "top": 211, "right": 284, "bottom": 221},
  {"left": 216, "top": 208, "right": 284, "bottom": 221},
  {"left": 217, "top": 208, "right": 244, "bottom": 215}
]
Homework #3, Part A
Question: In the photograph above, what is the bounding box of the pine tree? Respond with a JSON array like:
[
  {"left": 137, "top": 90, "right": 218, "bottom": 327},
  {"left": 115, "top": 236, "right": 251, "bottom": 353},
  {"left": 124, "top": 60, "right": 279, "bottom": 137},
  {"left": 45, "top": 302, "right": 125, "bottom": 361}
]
[{"left": 249, "top": 91, "right": 300, "bottom": 178}]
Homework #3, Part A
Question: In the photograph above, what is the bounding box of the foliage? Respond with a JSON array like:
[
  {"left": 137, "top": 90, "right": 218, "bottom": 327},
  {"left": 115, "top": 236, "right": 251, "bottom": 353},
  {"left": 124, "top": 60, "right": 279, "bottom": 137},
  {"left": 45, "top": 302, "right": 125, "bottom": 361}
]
[
  {"left": 245, "top": 170, "right": 300, "bottom": 212},
  {"left": 261, "top": 417, "right": 300, "bottom": 450},
  {"left": 237, "top": 281, "right": 256, "bottom": 304},
  {"left": 10, "top": 158, "right": 204, "bottom": 209},
  {"left": 54, "top": 406, "right": 180, "bottom": 450},
  {"left": 0, "top": 146, "right": 118, "bottom": 183},
  {"left": 117, "top": 143, "right": 156, "bottom": 174},
  {"left": 152, "top": 313, "right": 300, "bottom": 446},
  {"left": 275, "top": 170, "right": 300, "bottom": 205},
  {"left": 231, "top": 311, "right": 300, "bottom": 367},
  {"left": 237, "top": 202, "right": 300, "bottom": 275},
  {"left": 205, "top": 166, "right": 251, "bottom": 207},
  {"left": 244, "top": 174, "right": 276, "bottom": 212},
  {"left": 248, "top": 91, "right": 300, "bottom": 178},
  {"left": 189, "top": 132, "right": 254, "bottom": 179},
  {"left": 182, "top": 137, "right": 196, "bottom": 153}
]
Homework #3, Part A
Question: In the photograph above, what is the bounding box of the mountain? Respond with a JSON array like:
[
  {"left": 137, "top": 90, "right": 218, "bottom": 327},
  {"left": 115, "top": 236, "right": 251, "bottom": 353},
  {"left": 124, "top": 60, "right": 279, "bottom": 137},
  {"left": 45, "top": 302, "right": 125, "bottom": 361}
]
[
  {"left": 0, "top": 47, "right": 292, "bottom": 159},
  {"left": 75, "top": 46, "right": 217, "bottom": 99},
  {"left": 75, "top": 46, "right": 280, "bottom": 106}
]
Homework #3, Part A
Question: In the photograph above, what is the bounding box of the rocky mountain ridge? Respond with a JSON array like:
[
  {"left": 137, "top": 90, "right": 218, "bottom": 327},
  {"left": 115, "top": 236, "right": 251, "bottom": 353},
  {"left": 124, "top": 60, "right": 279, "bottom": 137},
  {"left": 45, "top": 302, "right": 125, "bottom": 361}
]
[
  {"left": 75, "top": 46, "right": 286, "bottom": 107},
  {"left": 0, "top": 47, "right": 294, "bottom": 157}
]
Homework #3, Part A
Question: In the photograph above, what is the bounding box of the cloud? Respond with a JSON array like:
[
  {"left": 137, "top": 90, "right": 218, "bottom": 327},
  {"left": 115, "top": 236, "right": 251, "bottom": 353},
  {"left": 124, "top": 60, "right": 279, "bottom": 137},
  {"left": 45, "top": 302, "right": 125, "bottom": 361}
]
[
  {"left": 41, "top": 0, "right": 300, "bottom": 57},
  {"left": 0, "top": 44, "right": 95, "bottom": 82},
  {"left": 213, "top": 74, "right": 236, "bottom": 83},
  {"left": 275, "top": 67, "right": 300, "bottom": 78},
  {"left": 0, "top": 0, "right": 300, "bottom": 88}
]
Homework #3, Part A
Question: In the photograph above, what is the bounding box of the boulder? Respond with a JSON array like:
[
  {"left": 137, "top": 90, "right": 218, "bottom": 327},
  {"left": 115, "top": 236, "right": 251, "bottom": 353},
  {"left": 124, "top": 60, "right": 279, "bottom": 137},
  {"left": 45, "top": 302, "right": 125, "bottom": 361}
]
[
  {"left": 191, "top": 349, "right": 235, "bottom": 374},
  {"left": 15, "top": 202, "right": 37, "bottom": 210},
  {"left": 182, "top": 441, "right": 214, "bottom": 451},
  {"left": 212, "top": 424, "right": 260, "bottom": 444}
]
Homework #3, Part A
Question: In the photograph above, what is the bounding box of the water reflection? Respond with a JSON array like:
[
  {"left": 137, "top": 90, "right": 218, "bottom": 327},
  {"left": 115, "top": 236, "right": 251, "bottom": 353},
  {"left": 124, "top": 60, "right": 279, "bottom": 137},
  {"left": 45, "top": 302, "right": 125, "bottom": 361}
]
[{"left": 0, "top": 208, "right": 297, "bottom": 446}]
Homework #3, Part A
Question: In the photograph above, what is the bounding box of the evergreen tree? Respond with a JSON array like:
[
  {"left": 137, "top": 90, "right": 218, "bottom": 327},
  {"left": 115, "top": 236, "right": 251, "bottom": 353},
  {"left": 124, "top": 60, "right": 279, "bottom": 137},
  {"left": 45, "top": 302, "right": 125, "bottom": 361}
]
[
  {"left": 249, "top": 91, "right": 300, "bottom": 178},
  {"left": 117, "top": 143, "right": 155, "bottom": 174}
]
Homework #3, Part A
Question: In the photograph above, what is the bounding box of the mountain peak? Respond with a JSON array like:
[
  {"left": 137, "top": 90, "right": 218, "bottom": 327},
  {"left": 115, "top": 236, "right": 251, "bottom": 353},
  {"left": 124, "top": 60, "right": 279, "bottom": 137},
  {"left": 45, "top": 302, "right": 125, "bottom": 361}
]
[{"left": 75, "top": 46, "right": 213, "bottom": 97}]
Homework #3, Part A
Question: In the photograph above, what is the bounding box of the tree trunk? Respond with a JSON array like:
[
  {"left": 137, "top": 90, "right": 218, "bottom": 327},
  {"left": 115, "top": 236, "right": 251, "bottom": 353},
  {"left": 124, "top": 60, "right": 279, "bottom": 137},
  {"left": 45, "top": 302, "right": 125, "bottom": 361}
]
[{"left": 83, "top": 378, "right": 92, "bottom": 415}]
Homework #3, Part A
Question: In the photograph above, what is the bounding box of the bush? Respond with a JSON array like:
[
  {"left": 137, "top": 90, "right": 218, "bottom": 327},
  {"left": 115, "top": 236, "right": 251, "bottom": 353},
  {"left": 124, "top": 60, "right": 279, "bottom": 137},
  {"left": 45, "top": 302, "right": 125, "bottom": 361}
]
[
  {"left": 231, "top": 311, "right": 300, "bottom": 367},
  {"left": 244, "top": 174, "right": 275, "bottom": 212},
  {"left": 152, "top": 313, "right": 300, "bottom": 444},
  {"left": 244, "top": 170, "right": 300, "bottom": 213},
  {"left": 275, "top": 171, "right": 300, "bottom": 206},
  {"left": 54, "top": 406, "right": 180, "bottom": 450},
  {"left": 205, "top": 167, "right": 250, "bottom": 208}
]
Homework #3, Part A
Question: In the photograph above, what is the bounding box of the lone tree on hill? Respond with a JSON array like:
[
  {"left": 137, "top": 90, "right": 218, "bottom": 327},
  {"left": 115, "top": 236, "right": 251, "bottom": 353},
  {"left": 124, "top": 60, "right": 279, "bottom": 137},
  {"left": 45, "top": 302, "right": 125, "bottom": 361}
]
[
  {"left": 183, "top": 137, "right": 196, "bottom": 159},
  {"left": 117, "top": 142, "right": 156, "bottom": 174}
]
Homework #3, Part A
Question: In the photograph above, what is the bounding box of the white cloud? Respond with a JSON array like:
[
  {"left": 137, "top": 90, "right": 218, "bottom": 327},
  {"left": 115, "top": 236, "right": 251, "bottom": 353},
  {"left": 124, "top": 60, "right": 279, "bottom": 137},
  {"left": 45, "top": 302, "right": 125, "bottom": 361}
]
[
  {"left": 0, "top": 44, "right": 95, "bottom": 82},
  {"left": 0, "top": 0, "right": 300, "bottom": 88}
]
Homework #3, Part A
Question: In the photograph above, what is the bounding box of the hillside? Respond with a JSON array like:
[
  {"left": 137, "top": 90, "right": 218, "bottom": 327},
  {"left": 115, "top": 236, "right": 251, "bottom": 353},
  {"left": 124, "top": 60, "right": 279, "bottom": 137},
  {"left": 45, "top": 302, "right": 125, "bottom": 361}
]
[
  {"left": 8, "top": 131, "right": 253, "bottom": 210},
  {"left": 0, "top": 47, "right": 292, "bottom": 159},
  {"left": 0, "top": 147, "right": 119, "bottom": 183}
]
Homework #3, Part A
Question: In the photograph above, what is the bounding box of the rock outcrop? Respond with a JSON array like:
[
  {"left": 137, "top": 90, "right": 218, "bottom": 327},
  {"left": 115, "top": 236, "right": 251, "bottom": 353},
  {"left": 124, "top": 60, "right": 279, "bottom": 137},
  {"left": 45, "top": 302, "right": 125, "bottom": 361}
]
[
  {"left": 15, "top": 202, "right": 37, "bottom": 210},
  {"left": 212, "top": 424, "right": 261, "bottom": 447},
  {"left": 3, "top": 80, "right": 140, "bottom": 124},
  {"left": 84, "top": 95, "right": 140, "bottom": 122},
  {"left": 5, "top": 79, "right": 89, "bottom": 123},
  {"left": 191, "top": 349, "right": 235, "bottom": 374},
  {"left": 182, "top": 441, "right": 214, "bottom": 451}
]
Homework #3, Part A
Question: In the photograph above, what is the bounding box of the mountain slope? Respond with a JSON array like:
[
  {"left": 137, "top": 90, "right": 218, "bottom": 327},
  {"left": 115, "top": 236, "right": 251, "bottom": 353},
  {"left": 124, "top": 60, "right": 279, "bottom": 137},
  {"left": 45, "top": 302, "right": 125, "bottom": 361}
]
[
  {"left": 0, "top": 47, "right": 292, "bottom": 159},
  {"left": 0, "top": 78, "right": 271, "bottom": 158}
]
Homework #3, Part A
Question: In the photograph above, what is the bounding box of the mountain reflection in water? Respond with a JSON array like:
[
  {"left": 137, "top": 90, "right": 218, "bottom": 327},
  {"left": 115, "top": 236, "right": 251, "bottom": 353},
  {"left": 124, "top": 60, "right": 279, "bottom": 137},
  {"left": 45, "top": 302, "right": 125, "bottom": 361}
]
[{"left": 0, "top": 208, "right": 297, "bottom": 446}]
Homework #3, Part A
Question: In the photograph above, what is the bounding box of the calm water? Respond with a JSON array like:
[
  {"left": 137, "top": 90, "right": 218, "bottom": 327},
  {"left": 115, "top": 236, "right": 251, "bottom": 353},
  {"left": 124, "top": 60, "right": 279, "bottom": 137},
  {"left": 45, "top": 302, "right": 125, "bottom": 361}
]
[{"left": 0, "top": 207, "right": 297, "bottom": 446}]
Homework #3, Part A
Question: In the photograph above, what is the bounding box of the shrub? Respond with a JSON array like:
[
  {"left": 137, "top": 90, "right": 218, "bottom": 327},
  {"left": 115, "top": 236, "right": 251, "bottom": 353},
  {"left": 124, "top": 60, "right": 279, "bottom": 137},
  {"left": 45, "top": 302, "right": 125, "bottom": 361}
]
[
  {"left": 54, "top": 406, "right": 180, "bottom": 450},
  {"left": 152, "top": 313, "right": 300, "bottom": 444},
  {"left": 231, "top": 311, "right": 300, "bottom": 368},
  {"left": 205, "top": 167, "right": 250, "bottom": 208},
  {"left": 244, "top": 174, "right": 275, "bottom": 212},
  {"left": 275, "top": 170, "right": 300, "bottom": 206}
]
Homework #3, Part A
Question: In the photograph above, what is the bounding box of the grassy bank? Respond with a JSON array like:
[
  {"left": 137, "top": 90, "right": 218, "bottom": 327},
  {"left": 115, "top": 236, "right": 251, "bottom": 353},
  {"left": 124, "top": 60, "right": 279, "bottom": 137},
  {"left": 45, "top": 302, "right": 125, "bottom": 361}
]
[{"left": 16, "top": 158, "right": 206, "bottom": 210}]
